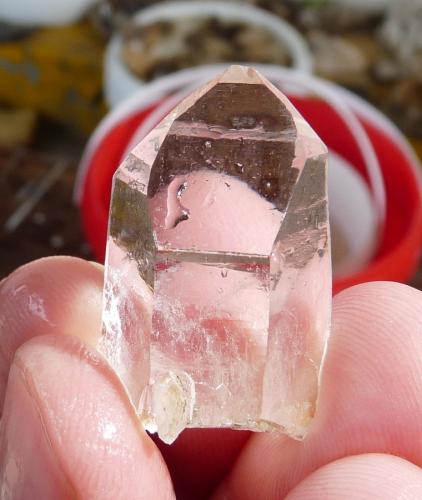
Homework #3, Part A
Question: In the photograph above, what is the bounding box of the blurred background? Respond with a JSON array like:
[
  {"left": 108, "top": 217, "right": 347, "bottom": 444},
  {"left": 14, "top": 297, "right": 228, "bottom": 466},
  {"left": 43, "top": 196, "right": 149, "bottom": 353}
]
[{"left": 0, "top": 0, "right": 421, "bottom": 291}]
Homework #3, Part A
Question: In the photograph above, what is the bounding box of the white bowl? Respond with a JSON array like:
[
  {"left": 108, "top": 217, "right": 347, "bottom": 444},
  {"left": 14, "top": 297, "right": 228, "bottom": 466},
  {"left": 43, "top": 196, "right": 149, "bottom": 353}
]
[
  {"left": 104, "top": 1, "right": 312, "bottom": 107},
  {"left": 0, "top": 0, "right": 97, "bottom": 26},
  {"left": 328, "top": 151, "right": 377, "bottom": 276}
]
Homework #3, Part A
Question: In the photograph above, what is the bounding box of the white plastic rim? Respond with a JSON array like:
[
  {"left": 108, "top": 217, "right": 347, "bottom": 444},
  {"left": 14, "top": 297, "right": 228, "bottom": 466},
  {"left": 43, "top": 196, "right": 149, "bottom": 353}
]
[
  {"left": 125, "top": 98, "right": 378, "bottom": 276},
  {"left": 76, "top": 65, "right": 422, "bottom": 273},
  {"left": 104, "top": 0, "right": 313, "bottom": 107},
  {"left": 95, "top": 63, "right": 387, "bottom": 220},
  {"left": 78, "top": 64, "right": 390, "bottom": 205},
  {"left": 124, "top": 85, "right": 379, "bottom": 276},
  {"left": 328, "top": 151, "right": 377, "bottom": 276},
  {"left": 0, "top": 0, "right": 97, "bottom": 26},
  {"left": 265, "top": 66, "right": 386, "bottom": 225}
]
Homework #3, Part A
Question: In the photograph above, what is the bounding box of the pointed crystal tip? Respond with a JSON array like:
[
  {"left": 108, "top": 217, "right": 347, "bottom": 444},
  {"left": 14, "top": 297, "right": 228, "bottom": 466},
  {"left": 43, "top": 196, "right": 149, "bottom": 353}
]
[
  {"left": 101, "top": 65, "right": 331, "bottom": 444},
  {"left": 217, "top": 64, "right": 267, "bottom": 84}
]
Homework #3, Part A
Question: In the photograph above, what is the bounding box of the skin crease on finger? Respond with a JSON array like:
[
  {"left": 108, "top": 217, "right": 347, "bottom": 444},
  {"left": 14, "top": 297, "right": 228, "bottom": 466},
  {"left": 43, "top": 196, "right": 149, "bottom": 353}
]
[
  {"left": 214, "top": 281, "right": 422, "bottom": 499},
  {"left": 0, "top": 334, "right": 175, "bottom": 500},
  {"left": 0, "top": 256, "right": 104, "bottom": 410}
]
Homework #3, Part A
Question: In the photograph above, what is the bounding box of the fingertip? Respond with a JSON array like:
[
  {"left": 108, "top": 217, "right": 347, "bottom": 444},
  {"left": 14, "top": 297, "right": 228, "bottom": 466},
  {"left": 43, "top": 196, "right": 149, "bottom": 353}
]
[
  {"left": 0, "top": 256, "right": 104, "bottom": 410},
  {"left": 286, "top": 453, "right": 422, "bottom": 499},
  {"left": 332, "top": 280, "right": 422, "bottom": 324},
  {"left": 323, "top": 280, "right": 422, "bottom": 428}
]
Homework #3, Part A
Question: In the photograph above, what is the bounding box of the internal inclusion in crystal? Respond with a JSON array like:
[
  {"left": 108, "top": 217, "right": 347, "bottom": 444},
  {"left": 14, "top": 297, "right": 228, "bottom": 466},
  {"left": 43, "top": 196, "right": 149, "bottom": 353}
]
[{"left": 101, "top": 65, "right": 331, "bottom": 444}]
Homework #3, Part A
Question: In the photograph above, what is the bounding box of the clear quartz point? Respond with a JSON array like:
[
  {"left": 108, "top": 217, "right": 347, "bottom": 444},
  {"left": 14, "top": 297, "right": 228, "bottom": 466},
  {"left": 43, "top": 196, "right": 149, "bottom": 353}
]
[{"left": 101, "top": 65, "right": 331, "bottom": 444}]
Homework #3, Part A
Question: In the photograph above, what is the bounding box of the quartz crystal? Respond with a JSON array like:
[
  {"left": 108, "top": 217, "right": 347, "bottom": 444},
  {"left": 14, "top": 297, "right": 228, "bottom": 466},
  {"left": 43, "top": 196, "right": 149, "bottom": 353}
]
[{"left": 101, "top": 65, "right": 331, "bottom": 444}]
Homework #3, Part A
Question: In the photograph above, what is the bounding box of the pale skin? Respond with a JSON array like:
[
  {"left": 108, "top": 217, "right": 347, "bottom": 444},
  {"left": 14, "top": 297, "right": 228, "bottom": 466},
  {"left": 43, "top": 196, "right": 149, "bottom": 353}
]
[{"left": 1, "top": 256, "right": 422, "bottom": 499}]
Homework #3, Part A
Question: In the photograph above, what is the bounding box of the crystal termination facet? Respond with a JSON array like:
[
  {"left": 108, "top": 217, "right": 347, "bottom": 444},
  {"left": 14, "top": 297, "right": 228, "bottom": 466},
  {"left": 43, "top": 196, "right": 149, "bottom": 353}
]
[{"left": 101, "top": 65, "right": 331, "bottom": 444}]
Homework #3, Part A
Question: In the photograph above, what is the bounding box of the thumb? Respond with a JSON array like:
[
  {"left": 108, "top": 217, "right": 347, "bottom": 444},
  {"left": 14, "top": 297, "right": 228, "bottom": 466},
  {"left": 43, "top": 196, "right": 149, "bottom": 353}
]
[{"left": 0, "top": 335, "right": 175, "bottom": 500}]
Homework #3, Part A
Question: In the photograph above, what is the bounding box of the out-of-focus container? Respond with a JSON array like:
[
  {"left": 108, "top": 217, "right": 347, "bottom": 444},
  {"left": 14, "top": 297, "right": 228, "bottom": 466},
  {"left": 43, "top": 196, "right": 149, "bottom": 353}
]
[
  {"left": 77, "top": 66, "right": 422, "bottom": 294},
  {"left": 104, "top": 1, "right": 313, "bottom": 107},
  {"left": 0, "top": 0, "right": 97, "bottom": 26},
  {"left": 0, "top": 24, "right": 105, "bottom": 133}
]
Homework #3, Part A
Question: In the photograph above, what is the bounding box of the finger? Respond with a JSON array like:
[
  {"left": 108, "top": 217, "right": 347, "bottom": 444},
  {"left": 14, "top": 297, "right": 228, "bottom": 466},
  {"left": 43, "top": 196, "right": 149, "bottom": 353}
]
[
  {"left": 286, "top": 454, "right": 422, "bottom": 499},
  {"left": 0, "top": 334, "right": 174, "bottom": 500},
  {"left": 0, "top": 257, "right": 249, "bottom": 497},
  {"left": 0, "top": 256, "right": 103, "bottom": 408},
  {"left": 215, "top": 282, "right": 422, "bottom": 499}
]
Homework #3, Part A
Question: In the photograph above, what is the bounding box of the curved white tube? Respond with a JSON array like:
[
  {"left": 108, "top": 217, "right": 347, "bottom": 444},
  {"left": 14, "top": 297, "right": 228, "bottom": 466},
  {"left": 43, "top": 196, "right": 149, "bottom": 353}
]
[
  {"left": 125, "top": 94, "right": 379, "bottom": 276},
  {"left": 77, "top": 63, "right": 422, "bottom": 248},
  {"left": 103, "top": 63, "right": 386, "bottom": 223}
]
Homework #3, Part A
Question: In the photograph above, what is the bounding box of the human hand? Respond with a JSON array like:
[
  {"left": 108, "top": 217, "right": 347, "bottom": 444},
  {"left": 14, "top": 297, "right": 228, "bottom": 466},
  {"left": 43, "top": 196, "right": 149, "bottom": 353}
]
[{"left": 1, "top": 256, "right": 422, "bottom": 499}]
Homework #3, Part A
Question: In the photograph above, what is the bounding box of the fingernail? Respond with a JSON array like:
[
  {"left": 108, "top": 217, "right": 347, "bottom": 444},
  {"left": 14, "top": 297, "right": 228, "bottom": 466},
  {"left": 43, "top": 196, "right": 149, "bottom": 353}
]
[{"left": 0, "top": 358, "right": 74, "bottom": 499}]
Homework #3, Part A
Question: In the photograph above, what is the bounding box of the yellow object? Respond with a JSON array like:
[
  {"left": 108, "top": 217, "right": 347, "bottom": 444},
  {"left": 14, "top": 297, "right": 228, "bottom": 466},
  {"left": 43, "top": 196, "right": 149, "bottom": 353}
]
[
  {"left": 0, "top": 23, "right": 106, "bottom": 134},
  {"left": 0, "top": 107, "right": 36, "bottom": 148}
]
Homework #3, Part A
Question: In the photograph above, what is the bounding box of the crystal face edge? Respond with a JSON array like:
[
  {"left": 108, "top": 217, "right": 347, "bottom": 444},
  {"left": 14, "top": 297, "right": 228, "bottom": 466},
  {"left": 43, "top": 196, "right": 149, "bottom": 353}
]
[{"left": 100, "top": 65, "right": 331, "bottom": 444}]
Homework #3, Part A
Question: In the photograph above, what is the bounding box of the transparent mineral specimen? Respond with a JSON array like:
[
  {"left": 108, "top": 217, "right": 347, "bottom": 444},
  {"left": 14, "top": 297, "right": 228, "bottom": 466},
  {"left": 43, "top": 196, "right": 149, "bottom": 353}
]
[{"left": 101, "top": 65, "right": 331, "bottom": 444}]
